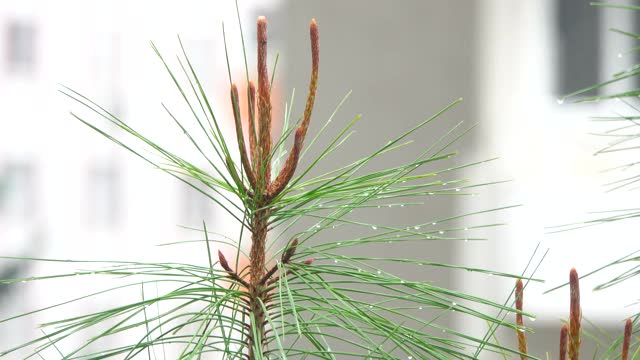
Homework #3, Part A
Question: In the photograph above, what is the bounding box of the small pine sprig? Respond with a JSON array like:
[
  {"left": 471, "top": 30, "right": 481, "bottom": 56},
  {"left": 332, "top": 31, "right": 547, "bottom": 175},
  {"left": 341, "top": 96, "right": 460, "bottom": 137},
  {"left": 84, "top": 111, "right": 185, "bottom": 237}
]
[
  {"left": 515, "top": 279, "right": 528, "bottom": 359},
  {"left": 569, "top": 268, "right": 582, "bottom": 360},
  {"left": 219, "top": 15, "right": 320, "bottom": 359}
]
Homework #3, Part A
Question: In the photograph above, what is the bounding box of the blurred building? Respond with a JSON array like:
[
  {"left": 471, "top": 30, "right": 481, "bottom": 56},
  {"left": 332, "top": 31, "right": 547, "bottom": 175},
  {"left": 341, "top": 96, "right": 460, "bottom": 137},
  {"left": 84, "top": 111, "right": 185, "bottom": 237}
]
[{"left": 0, "top": 1, "right": 281, "bottom": 357}]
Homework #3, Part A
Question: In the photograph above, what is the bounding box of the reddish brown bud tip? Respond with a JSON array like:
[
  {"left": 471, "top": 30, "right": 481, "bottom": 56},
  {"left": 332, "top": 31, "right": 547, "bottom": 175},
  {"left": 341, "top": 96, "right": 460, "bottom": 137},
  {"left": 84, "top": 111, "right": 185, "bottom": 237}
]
[
  {"left": 622, "top": 318, "right": 632, "bottom": 360},
  {"left": 257, "top": 16, "right": 269, "bottom": 93},
  {"left": 559, "top": 324, "right": 568, "bottom": 360},
  {"left": 515, "top": 279, "right": 527, "bottom": 358},
  {"left": 568, "top": 268, "right": 581, "bottom": 360},
  {"left": 247, "top": 81, "right": 258, "bottom": 166},
  {"left": 282, "top": 238, "right": 299, "bottom": 262},
  {"left": 310, "top": 19, "right": 319, "bottom": 69},
  {"left": 218, "top": 250, "right": 232, "bottom": 272},
  {"left": 569, "top": 268, "right": 579, "bottom": 287},
  {"left": 303, "top": 258, "right": 315, "bottom": 265},
  {"left": 230, "top": 83, "right": 240, "bottom": 120},
  {"left": 569, "top": 268, "right": 580, "bottom": 319}
]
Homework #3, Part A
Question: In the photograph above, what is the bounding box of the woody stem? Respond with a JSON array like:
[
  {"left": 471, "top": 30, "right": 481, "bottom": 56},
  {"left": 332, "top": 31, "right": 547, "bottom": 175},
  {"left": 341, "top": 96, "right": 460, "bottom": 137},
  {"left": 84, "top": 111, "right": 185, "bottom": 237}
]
[{"left": 248, "top": 209, "right": 268, "bottom": 359}]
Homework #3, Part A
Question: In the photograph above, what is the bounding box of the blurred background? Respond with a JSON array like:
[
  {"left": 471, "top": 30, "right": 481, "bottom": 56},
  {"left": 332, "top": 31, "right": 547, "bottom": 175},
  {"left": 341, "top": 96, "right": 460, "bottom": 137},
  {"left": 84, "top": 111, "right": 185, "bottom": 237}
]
[{"left": 1, "top": 0, "right": 639, "bottom": 358}]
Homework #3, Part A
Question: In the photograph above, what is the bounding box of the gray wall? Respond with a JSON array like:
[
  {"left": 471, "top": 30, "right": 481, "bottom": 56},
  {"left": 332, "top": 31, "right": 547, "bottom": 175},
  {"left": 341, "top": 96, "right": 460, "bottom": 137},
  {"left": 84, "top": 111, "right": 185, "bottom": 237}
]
[{"left": 280, "top": 0, "right": 478, "bottom": 284}]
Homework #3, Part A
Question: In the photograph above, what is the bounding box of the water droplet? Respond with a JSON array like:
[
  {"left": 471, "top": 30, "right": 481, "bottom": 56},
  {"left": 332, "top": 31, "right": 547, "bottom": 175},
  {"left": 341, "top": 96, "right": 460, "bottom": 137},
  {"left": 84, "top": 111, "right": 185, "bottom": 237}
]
[
  {"left": 334, "top": 259, "right": 339, "bottom": 263},
  {"left": 371, "top": 225, "right": 378, "bottom": 230},
  {"left": 463, "top": 227, "right": 469, "bottom": 231},
  {"left": 318, "top": 204, "right": 323, "bottom": 207},
  {"left": 618, "top": 52, "right": 623, "bottom": 58},
  {"left": 556, "top": 98, "right": 564, "bottom": 105},
  {"left": 518, "top": 328, "right": 525, "bottom": 333},
  {"left": 315, "top": 224, "right": 321, "bottom": 228},
  {"left": 464, "top": 238, "right": 469, "bottom": 242},
  {"left": 418, "top": 306, "right": 423, "bottom": 310},
  {"left": 387, "top": 240, "right": 393, "bottom": 244},
  {"left": 438, "top": 231, "right": 444, "bottom": 234},
  {"left": 377, "top": 270, "right": 382, "bottom": 275},
  {"left": 455, "top": 188, "right": 460, "bottom": 192},
  {"left": 529, "top": 317, "right": 536, "bottom": 322},
  {"left": 377, "top": 205, "right": 381, "bottom": 209},
  {"left": 442, "top": 182, "right": 448, "bottom": 186},
  {"left": 363, "top": 192, "right": 369, "bottom": 196},
  {"left": 452, "top": 302, "right": 457, "bottom": 306},
  {"left": 20, "top": 280, "right": 26, "bottom": 284},
  {"left": 369, "top": 305, "right": 373, "bottom": 309},
  {"left": 428, "top": 192, "right": 434, "bottom": 195},
  {"left": 400, "top": 280, "right": 405, "bottom": 284},
  {"left": 336, "top": 242, "right": 342, "bottom": 246},
  {"left": 414, "top": 226, "right": 420, "bottom": 230},
  {"left": 432, "top": 222, "right": 437, "bottom": 225},
  {"left": 408, "top": 356, "right": 413, "bottom": 360},
  {"left": 357, "top": 268, "right": 362, "bottom": 273},
  {"left": 400, "top": 204, "right": 405, "bottom": 207}
]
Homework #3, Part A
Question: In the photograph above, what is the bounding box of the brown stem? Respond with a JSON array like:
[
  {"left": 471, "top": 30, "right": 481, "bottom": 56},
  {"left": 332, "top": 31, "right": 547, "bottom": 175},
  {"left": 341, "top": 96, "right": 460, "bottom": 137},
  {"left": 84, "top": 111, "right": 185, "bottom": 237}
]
[
  {"left": 268, "top": 19, "right": 319, "bottom": 199},
  {"left": 231, "top": 84, "right": 256, "bottom": 190},
  {"left": 248, "top": 81, "right": 258, "bottom": 169},
  {"left": 622, "top": 318, "right": 632, "bottom": 360},
  {"left": 256, "top": 16, "right": 272, "bottom": 188},
  {"left": 244, "top": 16, "right": 319, "bottom": 360},
  {"left": 266, "top": 257, "right": 315, "bottom": 287},
  {"left": 267, "top": 127, "right": 303, "bottom": 199},
  {"left": 259, "top": 238, "right": 298, "bottom": 285},
  {"left": 298, "top": 18, "right": 320, "bottom": 140},
  {"left": 515, "top": 279, "right": 527, "bottom": 359},
  {"left": 569, "top": 268, "right": 581, "bottom": 360},
  {"left": 248, "top": 209, "right": 268, "bottom": 359},
  {"left": 218, "top": 250, "right": 250, "bottom": 289}
]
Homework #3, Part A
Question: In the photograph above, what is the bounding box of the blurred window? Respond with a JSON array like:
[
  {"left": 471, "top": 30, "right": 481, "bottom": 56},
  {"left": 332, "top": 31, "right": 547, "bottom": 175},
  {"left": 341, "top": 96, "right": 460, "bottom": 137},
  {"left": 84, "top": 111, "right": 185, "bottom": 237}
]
[
  {"left": 0, "top": 162, "right": 35, "bottom": 221},
  {"left": 181, "top": 185, "right": 212, "bottom": 227},
  {"left": 87, "top": 164, "right": 119, "bottom": 228},
  {"left": 556, "top": 1, "right": 601, "bottom": 97},
  {"left": 6, "top": 21, "right": 36, "bottom": 73}
]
